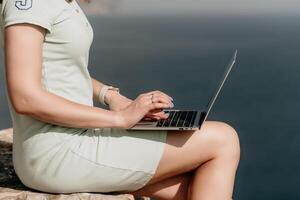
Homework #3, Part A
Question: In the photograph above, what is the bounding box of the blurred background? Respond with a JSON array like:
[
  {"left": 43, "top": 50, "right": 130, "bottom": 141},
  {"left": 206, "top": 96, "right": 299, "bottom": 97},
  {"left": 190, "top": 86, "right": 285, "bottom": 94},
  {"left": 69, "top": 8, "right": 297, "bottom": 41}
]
[{"left": 1, "top": 0, "right": 300, "bottom": 199}]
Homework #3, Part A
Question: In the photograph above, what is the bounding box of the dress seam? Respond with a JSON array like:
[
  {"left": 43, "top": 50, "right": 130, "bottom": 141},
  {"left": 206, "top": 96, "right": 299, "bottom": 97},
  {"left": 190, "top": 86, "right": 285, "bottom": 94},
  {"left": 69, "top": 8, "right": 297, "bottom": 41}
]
[
  {"left": 52, "top": 0, "right": 73, "bottom": 24},
  {"left": 42, "top": 62, "right": 49, "bottom": 91}
]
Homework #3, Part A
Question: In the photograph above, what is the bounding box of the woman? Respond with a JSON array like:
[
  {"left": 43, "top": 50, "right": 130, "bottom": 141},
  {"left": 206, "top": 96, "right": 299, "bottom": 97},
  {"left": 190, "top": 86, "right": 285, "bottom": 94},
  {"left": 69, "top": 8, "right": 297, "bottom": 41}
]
[{"left": 0, "top": 0, "right": 240, "bottom": 199}]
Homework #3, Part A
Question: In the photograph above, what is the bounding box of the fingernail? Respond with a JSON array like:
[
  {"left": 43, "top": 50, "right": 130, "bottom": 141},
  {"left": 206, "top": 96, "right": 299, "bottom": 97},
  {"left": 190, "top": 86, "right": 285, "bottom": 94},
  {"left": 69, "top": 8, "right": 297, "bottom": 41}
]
[
  {"left": 170, "top": 103, "right": 174, "bottom": 108},
  {"left": 170, "top": 97, "right": 174, "bottom": 101}
]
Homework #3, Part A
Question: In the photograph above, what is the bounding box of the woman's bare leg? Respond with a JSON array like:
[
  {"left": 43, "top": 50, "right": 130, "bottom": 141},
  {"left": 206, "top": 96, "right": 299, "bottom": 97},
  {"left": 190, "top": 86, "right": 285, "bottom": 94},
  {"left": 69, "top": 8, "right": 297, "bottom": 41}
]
[
  {"left": 188, "top": 123, "right": 240, "bottom": 200},
  {"left": 129, "top": 171, "right": 194, "bottom": 200},
  {"left": 120, "top": 121, "right": 240, "bottom": 199}
]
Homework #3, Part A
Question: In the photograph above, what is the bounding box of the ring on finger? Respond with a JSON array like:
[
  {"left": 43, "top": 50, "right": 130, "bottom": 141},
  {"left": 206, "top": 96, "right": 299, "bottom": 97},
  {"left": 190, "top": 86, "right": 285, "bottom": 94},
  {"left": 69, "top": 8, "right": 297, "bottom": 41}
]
[{"left": 151, "top": 93, "right": 154, "bottom": 103}]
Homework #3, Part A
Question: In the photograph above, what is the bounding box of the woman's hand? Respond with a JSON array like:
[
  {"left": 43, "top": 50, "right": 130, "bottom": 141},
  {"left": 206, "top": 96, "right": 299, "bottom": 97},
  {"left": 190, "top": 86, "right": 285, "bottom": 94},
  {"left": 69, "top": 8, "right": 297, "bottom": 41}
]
[
  {"left": 143, "top": 108, "right": 170, "bottom": 121},
  {"left": 116, "top": 90, "right": 174, "bottom": 129},
  {"left": 107, "top": 91, "right": 171, "bottom": 121}
]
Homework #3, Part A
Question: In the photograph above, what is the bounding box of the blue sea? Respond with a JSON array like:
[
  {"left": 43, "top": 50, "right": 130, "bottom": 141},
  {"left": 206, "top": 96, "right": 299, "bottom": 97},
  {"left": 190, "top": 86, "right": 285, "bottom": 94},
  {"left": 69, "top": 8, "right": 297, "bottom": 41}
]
[{"left": 1, "top": 13, "right": 300, "bottom": 199}]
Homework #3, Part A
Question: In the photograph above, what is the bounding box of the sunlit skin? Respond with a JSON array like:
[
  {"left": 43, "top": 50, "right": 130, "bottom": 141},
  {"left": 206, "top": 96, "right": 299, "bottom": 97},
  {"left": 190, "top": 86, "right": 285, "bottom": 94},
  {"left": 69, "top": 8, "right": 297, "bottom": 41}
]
[{"left": 3, "top": 0, "right": 240, "bottom": 199}]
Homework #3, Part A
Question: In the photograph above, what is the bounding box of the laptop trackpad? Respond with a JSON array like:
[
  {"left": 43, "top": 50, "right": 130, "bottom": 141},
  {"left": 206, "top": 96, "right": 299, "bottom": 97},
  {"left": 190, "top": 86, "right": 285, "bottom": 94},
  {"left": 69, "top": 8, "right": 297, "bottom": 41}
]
[{"left": 135, "top": 120, "right": 158, "bottom": 126}]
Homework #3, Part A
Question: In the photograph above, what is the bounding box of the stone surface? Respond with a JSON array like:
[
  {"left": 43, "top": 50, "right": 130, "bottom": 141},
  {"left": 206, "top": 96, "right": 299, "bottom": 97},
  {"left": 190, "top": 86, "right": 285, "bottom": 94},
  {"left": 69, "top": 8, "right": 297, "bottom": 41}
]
[{"left": 0, "top": 129, "right": 150, "bottom": 200}]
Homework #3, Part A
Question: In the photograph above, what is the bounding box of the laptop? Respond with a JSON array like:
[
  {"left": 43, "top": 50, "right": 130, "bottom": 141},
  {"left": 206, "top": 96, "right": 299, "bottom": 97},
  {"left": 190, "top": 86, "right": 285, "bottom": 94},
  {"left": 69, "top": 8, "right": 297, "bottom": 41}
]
[{"left": 128, "top": 50, "right": 237, "bottom": 131}]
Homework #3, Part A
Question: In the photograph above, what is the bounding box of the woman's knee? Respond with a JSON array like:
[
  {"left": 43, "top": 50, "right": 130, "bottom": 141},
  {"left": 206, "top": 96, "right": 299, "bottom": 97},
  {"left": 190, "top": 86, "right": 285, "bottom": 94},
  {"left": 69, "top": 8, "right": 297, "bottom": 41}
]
[{"left": 200, "top": 121, "right": 240, "bottom": 161}]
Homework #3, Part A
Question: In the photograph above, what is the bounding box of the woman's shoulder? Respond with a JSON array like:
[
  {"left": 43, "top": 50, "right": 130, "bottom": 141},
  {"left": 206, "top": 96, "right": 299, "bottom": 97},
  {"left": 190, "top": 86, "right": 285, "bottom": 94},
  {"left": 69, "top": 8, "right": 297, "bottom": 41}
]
[
  {"left": 0, "top": 0, "right": 72, "bottom": 33},
  {"left": 1, "top": 0, "right": 70, "bottom": 18}
]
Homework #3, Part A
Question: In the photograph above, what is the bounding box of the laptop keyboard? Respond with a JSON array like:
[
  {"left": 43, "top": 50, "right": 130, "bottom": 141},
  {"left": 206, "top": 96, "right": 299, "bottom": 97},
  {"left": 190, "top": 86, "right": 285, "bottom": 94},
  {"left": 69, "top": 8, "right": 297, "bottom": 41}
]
[{"left": 156, "top": 111, "right": 197, "bottom": 127}]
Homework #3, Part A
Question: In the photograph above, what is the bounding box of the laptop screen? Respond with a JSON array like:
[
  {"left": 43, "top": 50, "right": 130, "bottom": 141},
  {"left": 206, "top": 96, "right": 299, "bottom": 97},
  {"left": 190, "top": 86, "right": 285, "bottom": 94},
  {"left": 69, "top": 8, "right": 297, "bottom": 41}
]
[{"left": 203, "top": 50, "right": 238, "bottom": 121}]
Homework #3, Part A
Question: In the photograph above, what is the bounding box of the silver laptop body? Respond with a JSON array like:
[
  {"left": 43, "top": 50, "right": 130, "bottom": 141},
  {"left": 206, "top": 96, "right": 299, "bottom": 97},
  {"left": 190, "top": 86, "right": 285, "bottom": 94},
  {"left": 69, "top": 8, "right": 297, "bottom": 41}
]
[{"left": 128, "top": 50, "right": 237, "bottom": 131}]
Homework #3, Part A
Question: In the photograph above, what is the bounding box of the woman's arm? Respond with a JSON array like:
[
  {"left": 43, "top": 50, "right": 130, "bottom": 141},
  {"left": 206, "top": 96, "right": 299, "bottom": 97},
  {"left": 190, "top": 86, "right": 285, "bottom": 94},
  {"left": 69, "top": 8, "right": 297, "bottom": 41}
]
[
  {"left": 91, "top": 78, "right": 105, "bottom": 103},
  {"left": 5, "top": 23, "right": 172, "bottom": 130},
  {"left": 4, "top": 23, "right": 123, "bottom": 129}
]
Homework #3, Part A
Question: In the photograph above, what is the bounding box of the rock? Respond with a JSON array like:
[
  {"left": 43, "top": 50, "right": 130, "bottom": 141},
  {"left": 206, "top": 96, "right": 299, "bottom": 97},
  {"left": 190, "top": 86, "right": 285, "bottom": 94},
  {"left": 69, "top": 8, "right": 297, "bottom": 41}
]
[{"left": 0, "top": 128, "right": 150, "bottom": 200}]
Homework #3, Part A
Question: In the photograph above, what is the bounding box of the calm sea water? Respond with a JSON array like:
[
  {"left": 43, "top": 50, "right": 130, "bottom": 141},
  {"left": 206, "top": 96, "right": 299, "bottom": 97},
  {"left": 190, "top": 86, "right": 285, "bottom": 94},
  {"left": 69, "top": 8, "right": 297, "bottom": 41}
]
[{"left": 1, "top": 13, "right": 300, "bottom": 199}]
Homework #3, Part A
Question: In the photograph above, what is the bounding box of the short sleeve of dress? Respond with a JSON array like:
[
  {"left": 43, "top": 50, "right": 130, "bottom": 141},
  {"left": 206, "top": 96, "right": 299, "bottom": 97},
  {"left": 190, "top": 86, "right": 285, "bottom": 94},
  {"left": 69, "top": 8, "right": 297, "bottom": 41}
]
[{"left": 1, "top": 0, "right": 54, "bottom": 33}]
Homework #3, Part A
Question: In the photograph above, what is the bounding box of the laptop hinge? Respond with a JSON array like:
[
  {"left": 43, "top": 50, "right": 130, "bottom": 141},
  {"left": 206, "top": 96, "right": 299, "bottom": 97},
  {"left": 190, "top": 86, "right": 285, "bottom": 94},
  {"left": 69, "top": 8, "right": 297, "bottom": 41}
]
[{"left": 198, "top": 112, "right": 207, "bottom": 129}]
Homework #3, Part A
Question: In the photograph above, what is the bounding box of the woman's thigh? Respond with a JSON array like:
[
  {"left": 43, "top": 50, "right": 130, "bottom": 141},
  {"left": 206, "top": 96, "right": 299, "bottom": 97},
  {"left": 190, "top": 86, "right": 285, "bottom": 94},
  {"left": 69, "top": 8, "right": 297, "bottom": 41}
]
[{"left": 146, "top": 120, "right": 239, "bottom": 185}]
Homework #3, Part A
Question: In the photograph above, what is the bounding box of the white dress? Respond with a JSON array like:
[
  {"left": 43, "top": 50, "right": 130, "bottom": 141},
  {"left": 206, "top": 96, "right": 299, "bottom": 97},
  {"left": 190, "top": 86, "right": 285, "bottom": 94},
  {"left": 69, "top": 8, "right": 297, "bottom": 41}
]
[{"left": 0, "top": 0, "right": 167, "bottom": 193}]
